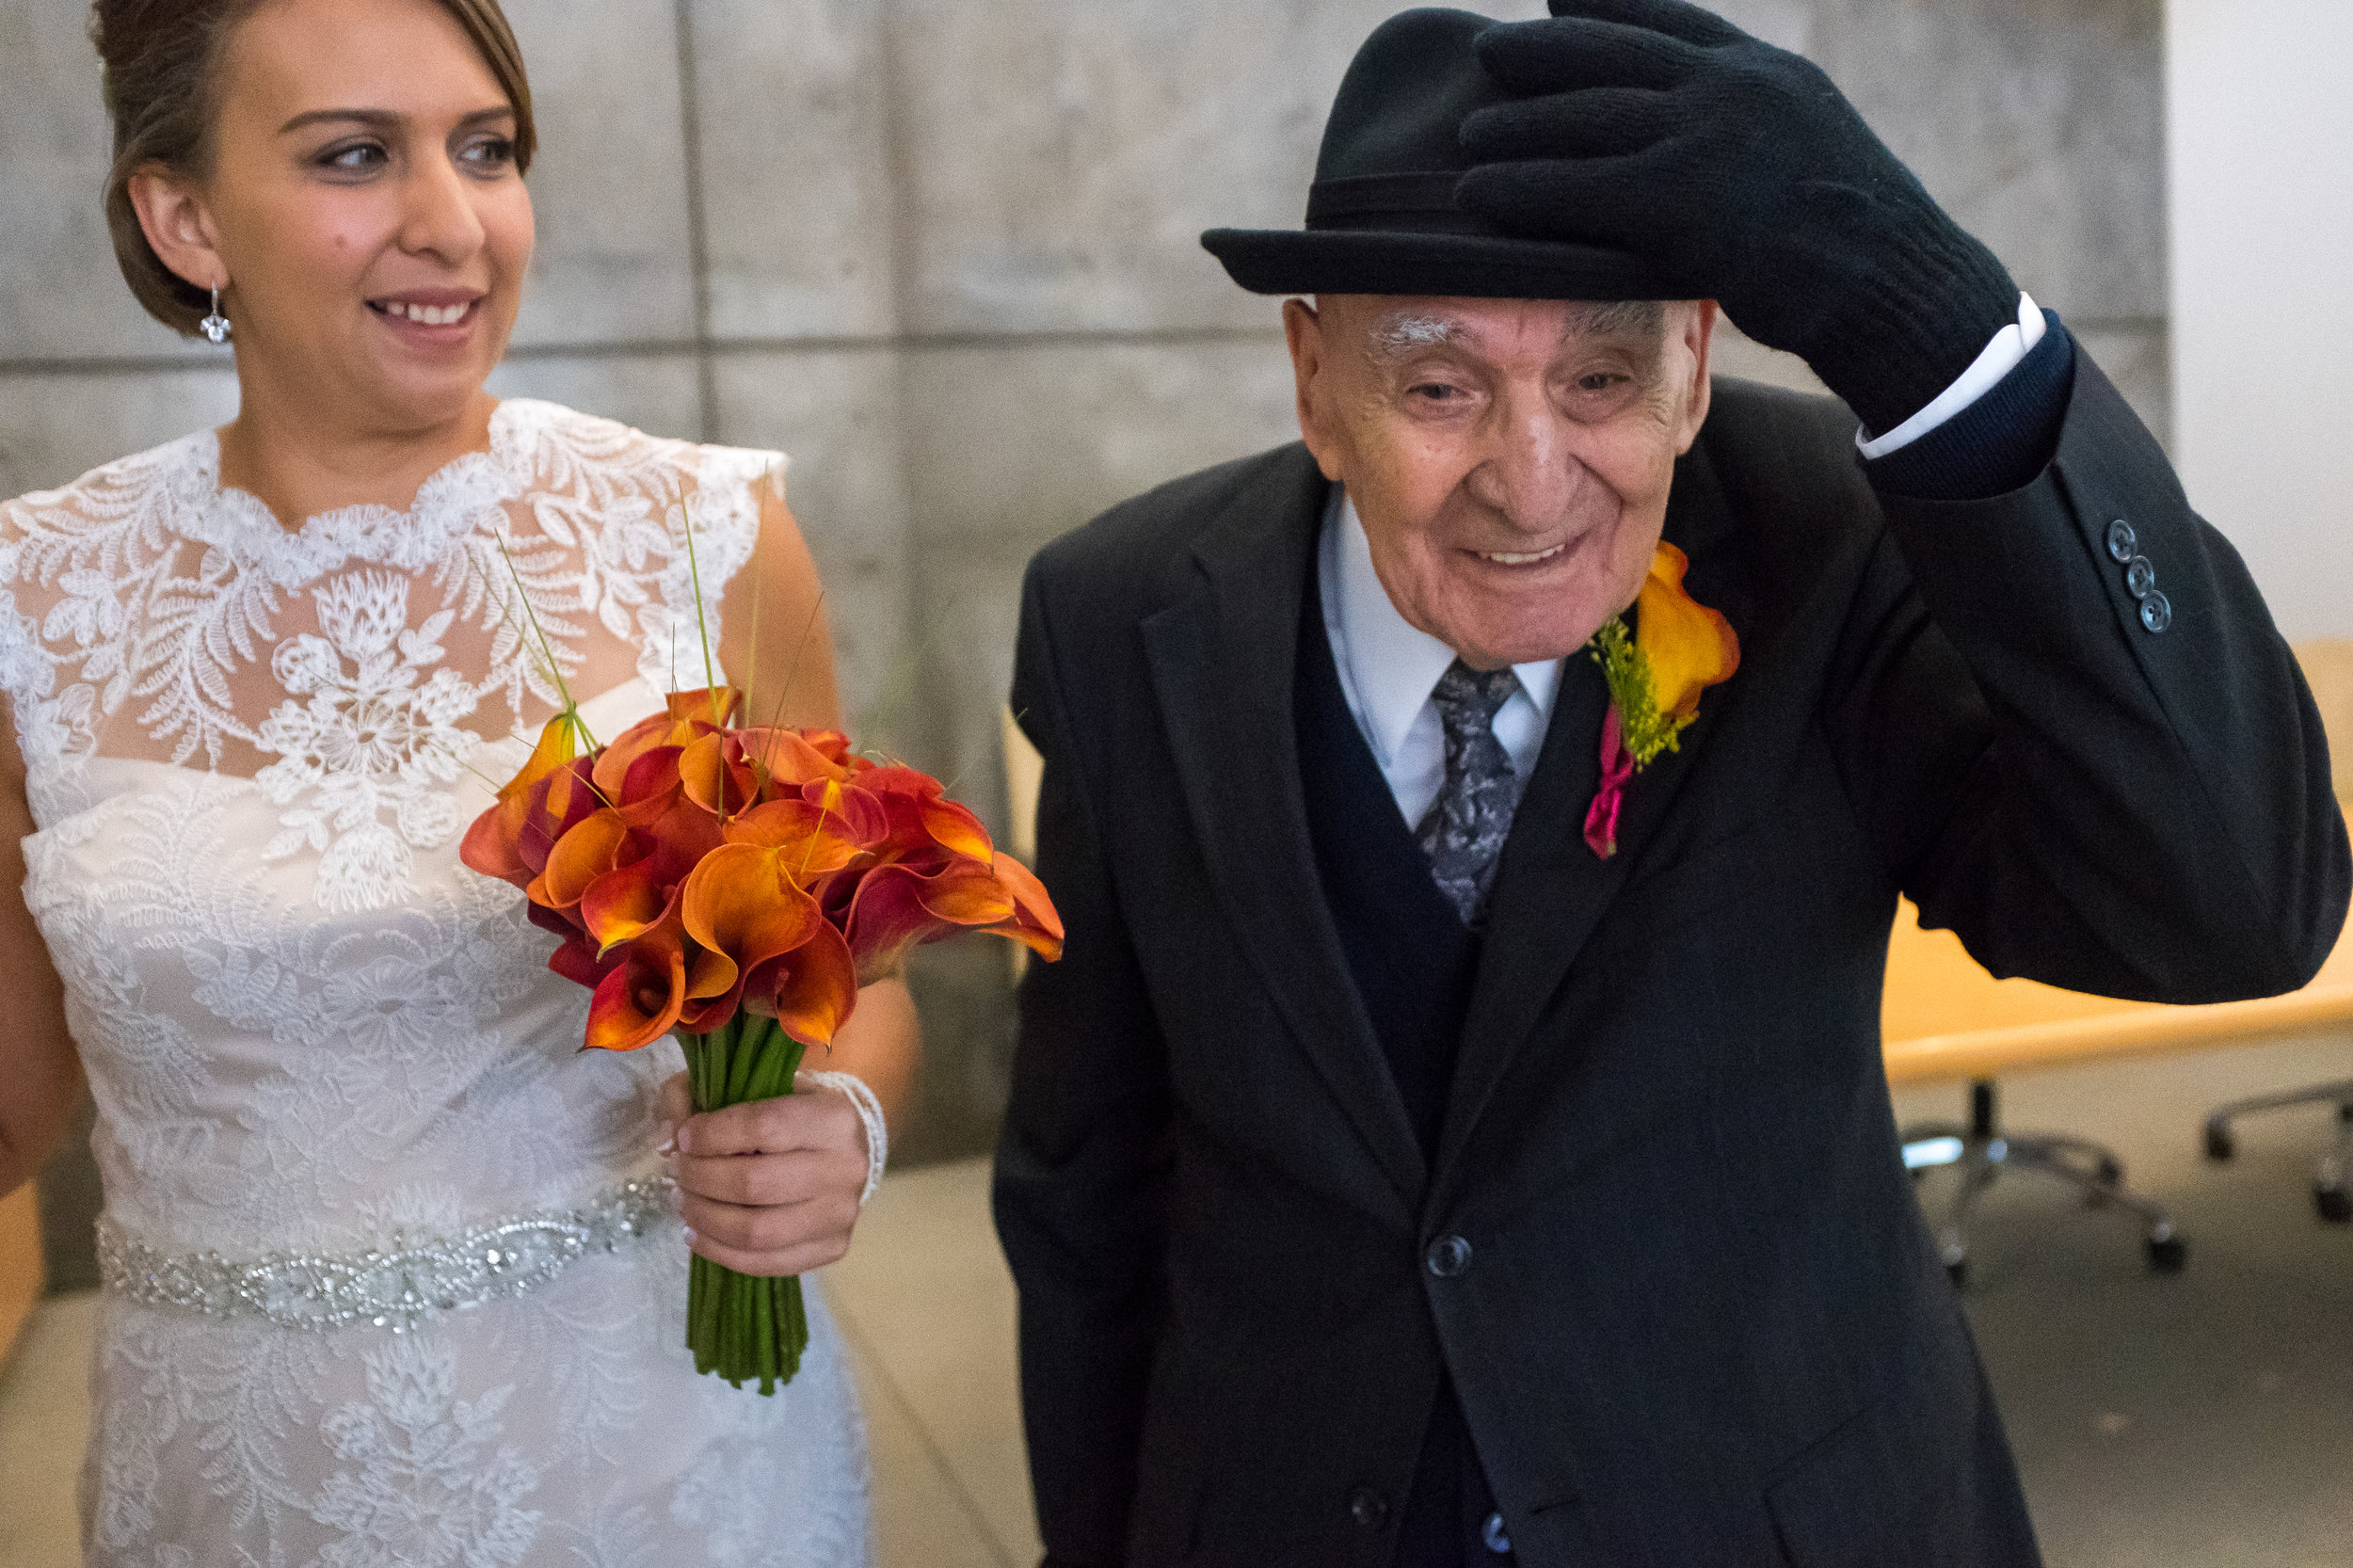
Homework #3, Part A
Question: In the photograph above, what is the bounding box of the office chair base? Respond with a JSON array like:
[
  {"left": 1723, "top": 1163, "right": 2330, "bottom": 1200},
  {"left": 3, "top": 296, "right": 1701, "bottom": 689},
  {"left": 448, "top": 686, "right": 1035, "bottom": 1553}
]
[
  {"left": 2205, "top": 1090, "right": 2353, "bottom": 1223},
  {"left": 1903, "top": 1080, "right": 2182, "bottom": 1287}
]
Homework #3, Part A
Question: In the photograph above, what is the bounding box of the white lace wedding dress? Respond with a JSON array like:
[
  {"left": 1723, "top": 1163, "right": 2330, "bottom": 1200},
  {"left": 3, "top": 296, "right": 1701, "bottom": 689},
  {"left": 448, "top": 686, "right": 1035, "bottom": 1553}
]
[{"left": 0, "top": 400, "right": 871, "bottom": 1567}]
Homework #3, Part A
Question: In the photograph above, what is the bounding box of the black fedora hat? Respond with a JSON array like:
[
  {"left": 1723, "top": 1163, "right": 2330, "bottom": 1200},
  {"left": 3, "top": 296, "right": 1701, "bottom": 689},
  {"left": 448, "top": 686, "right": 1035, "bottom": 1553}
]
[{"left": 1201, "top": 8, "right": 1665, "bottom": 299}]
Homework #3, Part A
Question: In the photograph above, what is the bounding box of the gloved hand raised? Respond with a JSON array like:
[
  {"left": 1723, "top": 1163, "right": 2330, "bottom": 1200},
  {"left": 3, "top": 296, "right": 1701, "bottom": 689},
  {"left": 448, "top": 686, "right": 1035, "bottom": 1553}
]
[{"left": 1456, "top": 0, "right": 2018, "bottom": 439}]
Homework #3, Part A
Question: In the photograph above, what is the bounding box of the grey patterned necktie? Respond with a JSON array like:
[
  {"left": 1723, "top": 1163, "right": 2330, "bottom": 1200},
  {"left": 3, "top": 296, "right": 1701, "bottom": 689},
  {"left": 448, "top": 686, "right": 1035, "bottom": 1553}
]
[{"left": 1416, "top": 660, "right": 1527, "bottom": 926}]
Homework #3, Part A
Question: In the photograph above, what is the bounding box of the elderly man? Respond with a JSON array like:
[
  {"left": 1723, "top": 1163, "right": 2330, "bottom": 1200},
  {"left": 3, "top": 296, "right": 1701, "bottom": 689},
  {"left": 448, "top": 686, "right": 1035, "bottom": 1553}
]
[{"left": 995, "top": 4, "right": 2349, "bottom": 1565}]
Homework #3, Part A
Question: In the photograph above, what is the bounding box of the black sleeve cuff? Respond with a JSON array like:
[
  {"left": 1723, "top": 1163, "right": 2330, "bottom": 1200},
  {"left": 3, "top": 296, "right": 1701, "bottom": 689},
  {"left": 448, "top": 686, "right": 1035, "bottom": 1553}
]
[{"left": 1861, "top": 309, "right": 2075, "bottom": 503}]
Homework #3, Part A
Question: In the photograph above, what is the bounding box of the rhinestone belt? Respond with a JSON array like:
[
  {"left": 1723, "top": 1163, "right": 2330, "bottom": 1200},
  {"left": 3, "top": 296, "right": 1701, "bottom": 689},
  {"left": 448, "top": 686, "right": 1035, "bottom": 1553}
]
[{"left": 97, "top": 1177, "right": 674, "bottom": 1331}]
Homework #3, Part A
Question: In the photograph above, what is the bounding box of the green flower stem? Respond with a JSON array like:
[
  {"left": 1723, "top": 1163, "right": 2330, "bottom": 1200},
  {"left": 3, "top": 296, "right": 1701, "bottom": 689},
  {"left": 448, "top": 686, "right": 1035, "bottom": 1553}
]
[{"left": 679, "top": 1014, "right": 809, "bottom": 1395}]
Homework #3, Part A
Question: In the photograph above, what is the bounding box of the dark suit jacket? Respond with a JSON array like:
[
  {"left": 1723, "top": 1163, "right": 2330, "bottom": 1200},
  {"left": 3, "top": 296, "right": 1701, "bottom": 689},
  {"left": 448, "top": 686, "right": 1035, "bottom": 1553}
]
[{"left": 995, "top": 361, "right": 2350, "bottom": 1568}]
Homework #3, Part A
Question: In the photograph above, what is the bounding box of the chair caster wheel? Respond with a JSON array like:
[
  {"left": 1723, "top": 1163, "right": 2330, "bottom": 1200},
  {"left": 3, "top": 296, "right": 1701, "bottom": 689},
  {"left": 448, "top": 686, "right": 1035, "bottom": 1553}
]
[
  {"left": 2146, "top": 1234, "right": 2187, "bottom": 1272},
  {"left": 2315, "top": 1185, "right": 2353, "bottom": 1224},
  {"left": 2203, "top": 1123, "right": 2234, "bottom": 1161},
  {"left": 2096, "top": 1156, "right": 2122, "bottom": 1185},
  {"left": 1945, "top": 1259, "right": 1968, "bottom": 1288}
]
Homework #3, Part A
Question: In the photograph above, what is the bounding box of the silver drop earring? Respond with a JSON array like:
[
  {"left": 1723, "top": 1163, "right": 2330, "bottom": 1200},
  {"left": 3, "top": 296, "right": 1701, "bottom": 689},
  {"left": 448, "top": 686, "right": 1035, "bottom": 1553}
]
[{"left": 200, "top": 284, "right": 231, "bottom": 344}]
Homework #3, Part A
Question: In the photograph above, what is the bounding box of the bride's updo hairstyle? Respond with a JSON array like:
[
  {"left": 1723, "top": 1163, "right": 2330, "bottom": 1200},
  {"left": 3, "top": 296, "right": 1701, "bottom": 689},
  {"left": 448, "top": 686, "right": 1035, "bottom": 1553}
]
[{"left": 89, "top": 0, "right": 537, "bottom": 337}]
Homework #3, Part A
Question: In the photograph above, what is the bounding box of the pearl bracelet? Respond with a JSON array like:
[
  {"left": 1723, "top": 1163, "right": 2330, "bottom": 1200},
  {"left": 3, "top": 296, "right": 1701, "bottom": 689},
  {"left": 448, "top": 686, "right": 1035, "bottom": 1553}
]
[{"left": 799, "top": 1069, "right": 888, "bottom": 1204}]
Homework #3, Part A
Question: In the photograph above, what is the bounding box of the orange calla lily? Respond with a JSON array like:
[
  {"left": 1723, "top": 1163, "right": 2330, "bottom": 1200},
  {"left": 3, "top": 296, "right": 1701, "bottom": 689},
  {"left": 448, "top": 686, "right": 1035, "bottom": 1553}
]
[
  {"left": 843, "top": 857, "right": 1017, "bottom": 984},
  {"left": 984, "top": 850, "right": 1066, "bottom": 961},
  {"left": 531, "top": 808, "right": 636, "bottom": 912},
  {"left": 749, "top": 920, "right": 859, "bottom": 1048},
  {"left": 460, "top": 712, "right": 584, "bottom": 886},
  {"left": 586, "top": 928, "right": 689, "bottom": 1051},
  {"left": 724, "top": 799, "right": 870, "bottom": 882},
  {"left": 668, "top": 685, "right": 744, "bottom": 728},
  {"left": 580, "top": 857, "right": 685, "bottom": 955},
  {"left": 680, "top": 731, "right": 766, "bottom": 819},
  {"left": 680, "top": 843, "right": 826, "bottom": 1000},
  {"left": 1632, "top": 542, "right": 1739, "bottom": 722}
]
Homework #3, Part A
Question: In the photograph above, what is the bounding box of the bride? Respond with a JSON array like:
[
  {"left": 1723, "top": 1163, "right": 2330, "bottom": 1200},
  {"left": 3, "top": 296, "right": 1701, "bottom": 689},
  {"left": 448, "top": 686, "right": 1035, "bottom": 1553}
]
[{"left": 0, "top": 0, "right": 908, "bottom": 1560}]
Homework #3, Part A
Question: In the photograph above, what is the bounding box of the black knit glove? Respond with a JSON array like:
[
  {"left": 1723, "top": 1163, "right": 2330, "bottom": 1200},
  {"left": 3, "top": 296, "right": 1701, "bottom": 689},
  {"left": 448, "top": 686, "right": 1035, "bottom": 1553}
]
[{"left": 1456, "top": 0, "right": 2018, "bottom": 437}]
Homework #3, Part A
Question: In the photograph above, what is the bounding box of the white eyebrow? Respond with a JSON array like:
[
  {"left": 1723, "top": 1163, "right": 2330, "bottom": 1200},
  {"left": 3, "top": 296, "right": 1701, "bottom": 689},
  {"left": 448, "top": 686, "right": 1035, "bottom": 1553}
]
[{"left": 1369, "top": 313, "right": 1463, "bottom": 357}]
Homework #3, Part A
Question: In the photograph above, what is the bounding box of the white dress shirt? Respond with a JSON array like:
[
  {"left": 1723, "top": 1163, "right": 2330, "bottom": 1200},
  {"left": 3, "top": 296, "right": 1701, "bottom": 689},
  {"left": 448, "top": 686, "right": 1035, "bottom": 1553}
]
[
  {"left": 1322, "top": 294, "right": 2041, "bottom": 824},
  {"left": 1319, "top": 488, "right": 1564, "bottom": 830}
]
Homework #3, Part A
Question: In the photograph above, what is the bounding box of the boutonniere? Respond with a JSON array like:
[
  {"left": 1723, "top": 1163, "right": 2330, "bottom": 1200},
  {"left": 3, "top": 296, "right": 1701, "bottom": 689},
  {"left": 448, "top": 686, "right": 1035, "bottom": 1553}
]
[{"left": 1583, "top": 542, "right": 1740, "bottom": 858}]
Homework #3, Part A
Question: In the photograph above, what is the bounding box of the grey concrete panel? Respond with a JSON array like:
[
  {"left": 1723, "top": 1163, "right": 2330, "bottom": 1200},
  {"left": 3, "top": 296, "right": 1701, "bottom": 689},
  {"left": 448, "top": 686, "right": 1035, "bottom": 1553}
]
[
  {"left": 896, "top": 335, "right": 1298, "bottom": 821},
  {"left": 711, "top": 348, "right": 913, "bottom": 741},
  {"left": 502, "top": 0, "right": 700, "bottom": 347},
  {"left": 1709, "top": 319, "right": 1833, "bottom": 400},
  {"left": 0, "top": 4, "right": 211, "bottom": 361},
  {"left": 0, "top": 370, "right": 242, "bottom": 503},
  {"left": 687, "top": 0, "right": 900, "bottom": 341},
  {"left": 884, "top": 0, "right": 1540, "bottom": 336},
  {"left": 1708, "top": 0, "right": 1815, "bottom": 56},
  {"left": 2073, "top": 322, "right": 2170, "bottom": 453},
  {"left": 1811, "top": 0, "right": 2166, "bottom": 321}
]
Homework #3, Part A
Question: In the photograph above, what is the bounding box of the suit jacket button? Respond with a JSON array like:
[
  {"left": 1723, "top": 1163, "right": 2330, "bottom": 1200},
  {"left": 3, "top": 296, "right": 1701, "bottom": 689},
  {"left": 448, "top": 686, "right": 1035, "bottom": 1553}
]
[
  {"left": 1349, "top": 1487, "right": 1390, "bottom": 1529},
  {"left": 2125, "top": 554, "right": 2157, "bottom": 599},
  {"left": 2140, "top": 590, "right": 2172, "bottom": 633},
  {"left": 2107, "top": 518, "right": 2137, "bottom": 563},
  {"left": 1426, "top": 1235, "right": 1473, "bottom": 1277}
]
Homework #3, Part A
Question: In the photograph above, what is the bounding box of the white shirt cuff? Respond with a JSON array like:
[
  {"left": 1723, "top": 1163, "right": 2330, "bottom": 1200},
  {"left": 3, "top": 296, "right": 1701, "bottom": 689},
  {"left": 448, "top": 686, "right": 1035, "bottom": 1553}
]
[{"left": 1855, "top": 292, "right": 2045, "bottom": 459}]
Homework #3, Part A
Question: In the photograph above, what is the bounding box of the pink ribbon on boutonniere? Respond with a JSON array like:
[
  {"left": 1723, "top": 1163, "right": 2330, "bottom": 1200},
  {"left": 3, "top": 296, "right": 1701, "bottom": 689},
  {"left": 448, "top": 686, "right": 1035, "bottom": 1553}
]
[
  {"left": 1583, "top": 708, "right": 1637, "bottom": 858},
  {"left": 1581, "top": 542, "right": 1740, "bottom": 860}
]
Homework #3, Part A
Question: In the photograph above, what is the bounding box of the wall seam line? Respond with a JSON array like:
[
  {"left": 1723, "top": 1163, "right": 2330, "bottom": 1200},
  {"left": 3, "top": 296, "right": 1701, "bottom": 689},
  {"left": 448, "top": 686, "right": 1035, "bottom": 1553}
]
[{"left": 673, "top": 0, "right": 719, "bottom": 441}]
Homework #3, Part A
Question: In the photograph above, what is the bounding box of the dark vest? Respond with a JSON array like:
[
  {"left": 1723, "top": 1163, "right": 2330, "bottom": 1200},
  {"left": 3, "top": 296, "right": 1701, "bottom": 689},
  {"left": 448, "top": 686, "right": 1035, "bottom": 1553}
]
[
  {"left": 1292, "top": 568, "right": 1481, "bottom": 1159},
  {"left": 1292, "top": 559, "right": 1509, "bottom": 1567}
]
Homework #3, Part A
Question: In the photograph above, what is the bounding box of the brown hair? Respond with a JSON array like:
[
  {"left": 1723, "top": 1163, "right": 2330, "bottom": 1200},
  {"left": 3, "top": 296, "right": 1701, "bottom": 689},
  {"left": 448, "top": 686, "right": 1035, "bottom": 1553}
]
[{"left": 89, "top": 0, "right": 536, "bottom": 336}]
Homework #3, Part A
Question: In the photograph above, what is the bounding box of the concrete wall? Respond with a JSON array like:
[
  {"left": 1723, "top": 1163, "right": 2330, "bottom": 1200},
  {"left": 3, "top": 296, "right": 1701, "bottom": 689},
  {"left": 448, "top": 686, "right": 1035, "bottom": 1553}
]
[
  {"left": 2167, "top": 0, "right": 2353, "bottom": 640},
  {"left": 2, "top": 0, "right": 2169, "bottom": 1167}
]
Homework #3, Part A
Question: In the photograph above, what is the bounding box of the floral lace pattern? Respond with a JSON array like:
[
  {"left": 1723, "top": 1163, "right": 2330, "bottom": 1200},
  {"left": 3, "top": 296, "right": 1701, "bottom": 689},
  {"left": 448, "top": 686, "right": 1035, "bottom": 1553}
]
[
  {"left": 0, "top": 400, "right": 769, "bottom": 908},
  {"left": 255, "top": 573, "right": 484, "bottom": 910},
  {"left": 0, "top": 405, "right": 870, "bottom": 1567}
]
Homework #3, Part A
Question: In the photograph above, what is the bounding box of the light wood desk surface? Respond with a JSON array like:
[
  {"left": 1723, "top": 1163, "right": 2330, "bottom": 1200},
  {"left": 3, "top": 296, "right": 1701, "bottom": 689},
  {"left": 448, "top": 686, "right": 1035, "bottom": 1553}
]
[{"left": 1882, "top": 900, "right": 2353, "bottom": 1089}]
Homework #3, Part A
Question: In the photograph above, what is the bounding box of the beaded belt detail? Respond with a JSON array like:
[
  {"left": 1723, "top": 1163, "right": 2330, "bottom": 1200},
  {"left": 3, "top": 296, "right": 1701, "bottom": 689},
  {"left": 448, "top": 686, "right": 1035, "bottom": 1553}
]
[{"left": 97, "top": 1178, "right": 674, "bottom": 1331}]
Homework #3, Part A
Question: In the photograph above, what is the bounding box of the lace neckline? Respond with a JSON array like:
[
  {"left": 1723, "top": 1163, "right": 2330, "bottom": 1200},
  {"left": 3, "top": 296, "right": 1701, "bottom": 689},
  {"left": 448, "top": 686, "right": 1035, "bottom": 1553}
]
[
  {"left": 0, "top": 397, "right": 771, "bottom": 911},
  {"left": 179, "top": 400, "right": 530, "bottom": 579}
]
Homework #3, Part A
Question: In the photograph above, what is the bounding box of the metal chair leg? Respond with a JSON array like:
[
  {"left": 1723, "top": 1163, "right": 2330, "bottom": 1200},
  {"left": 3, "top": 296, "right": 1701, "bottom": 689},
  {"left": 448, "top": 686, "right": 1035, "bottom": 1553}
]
[
  {"left": 2003, "top": 1137, "right": 2185, "bottom": 1270},
  {"left": 2010, "top": 1131, "right": 2124, "bottom": 1186},
  {"left": 1901, "top": 1079, "right": 2184, "bottom": 1285},
  {"left": 2203, "top": 1077, "right": 2353, "bottom": 1161},
  {"left": 1935, "top": 1138, "right": 1997, "bottom": 1288},
  {"left": 2316, "top": 1105, "right": 2353, "bottom": 1224},
  {"left": 1900, "top": 1122, "right": 1969, "bottom": 1176},
  {"left": 2202, "top": 1075, "right": 2353, "bottom": 1221}
]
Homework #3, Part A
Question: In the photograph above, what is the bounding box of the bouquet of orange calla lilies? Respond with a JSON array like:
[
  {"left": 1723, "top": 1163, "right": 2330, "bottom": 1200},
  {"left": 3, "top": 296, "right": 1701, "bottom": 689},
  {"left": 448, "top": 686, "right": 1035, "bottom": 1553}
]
[{"left": 462, "top": 685, "right": 1062, "bottom": 1392}]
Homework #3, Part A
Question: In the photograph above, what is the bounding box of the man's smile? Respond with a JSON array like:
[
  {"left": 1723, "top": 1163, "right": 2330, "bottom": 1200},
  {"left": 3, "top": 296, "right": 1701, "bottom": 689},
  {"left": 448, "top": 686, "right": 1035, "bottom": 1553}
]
[{"left": 1473, "top": 542, "right": 1567, "bottom": 567}]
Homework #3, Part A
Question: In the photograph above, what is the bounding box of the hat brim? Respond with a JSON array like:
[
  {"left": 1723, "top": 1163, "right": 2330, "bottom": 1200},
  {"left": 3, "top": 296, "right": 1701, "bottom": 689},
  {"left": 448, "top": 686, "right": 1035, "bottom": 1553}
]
[{"left": 1201, "top": 227, "right": 1670, "bottom": 301}]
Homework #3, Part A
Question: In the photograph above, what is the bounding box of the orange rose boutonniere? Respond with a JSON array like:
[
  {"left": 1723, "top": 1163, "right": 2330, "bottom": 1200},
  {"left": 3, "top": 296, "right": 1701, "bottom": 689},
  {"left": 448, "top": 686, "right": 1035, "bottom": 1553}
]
[{"left": 1583, "top": 542, "right": 1739, "bottom": 858}]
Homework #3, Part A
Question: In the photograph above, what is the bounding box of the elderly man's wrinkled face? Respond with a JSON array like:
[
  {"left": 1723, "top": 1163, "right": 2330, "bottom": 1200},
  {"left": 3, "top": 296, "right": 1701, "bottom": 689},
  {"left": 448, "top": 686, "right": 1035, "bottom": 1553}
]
[{"left": 1285, "top": 294, "right": 1716, "bottom": 670}]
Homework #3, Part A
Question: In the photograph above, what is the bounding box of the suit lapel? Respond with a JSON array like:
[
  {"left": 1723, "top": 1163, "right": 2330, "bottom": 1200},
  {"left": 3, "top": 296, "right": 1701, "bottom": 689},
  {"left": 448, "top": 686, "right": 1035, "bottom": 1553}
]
[
  {"left": 1433, "top": 440, "right": 1753, "bottom": 1179},
  {"left": 1142, "top": 449, "right": 1428, "bottom": 1208}
]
